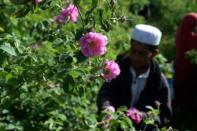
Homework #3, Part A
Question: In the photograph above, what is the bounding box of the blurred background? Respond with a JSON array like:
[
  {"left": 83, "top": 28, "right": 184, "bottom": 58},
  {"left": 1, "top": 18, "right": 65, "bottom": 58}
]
[{"left": 0, "top": 0, "right": 197, "bottom": 130}]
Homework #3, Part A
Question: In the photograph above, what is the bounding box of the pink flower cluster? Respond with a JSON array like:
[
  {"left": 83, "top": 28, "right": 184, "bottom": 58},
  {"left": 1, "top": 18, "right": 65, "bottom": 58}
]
[
  {"left": 35, "top": 0, "right": 42, "bottom": 4},
  {"left": 103, "top": 60, "right": 120, "bottom": 81},
  {"left": 55, "top": 4, "right": 78, "bottom": 23},
  {"left": 126, "top": 108, "right": 143, "bottom": 124},
  {"left": 79, "top": 32, "right": 108, "bottom": 57}
]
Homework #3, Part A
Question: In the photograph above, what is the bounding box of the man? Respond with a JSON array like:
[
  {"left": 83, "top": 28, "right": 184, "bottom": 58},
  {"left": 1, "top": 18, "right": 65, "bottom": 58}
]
[{"left": 97, "top": 24, "right": 172, "bottom": 129}]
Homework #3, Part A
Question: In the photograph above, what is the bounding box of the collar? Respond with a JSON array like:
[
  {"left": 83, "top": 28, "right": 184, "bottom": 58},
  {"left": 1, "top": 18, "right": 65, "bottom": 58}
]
[{"left": 129, "top": 66, "right": 150, "bottom": 79}]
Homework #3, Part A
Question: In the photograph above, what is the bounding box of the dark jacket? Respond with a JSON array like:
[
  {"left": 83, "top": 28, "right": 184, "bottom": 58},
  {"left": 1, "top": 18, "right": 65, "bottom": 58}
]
[{"left": 97, "top": 55, "right": 172, "bottom": 127}]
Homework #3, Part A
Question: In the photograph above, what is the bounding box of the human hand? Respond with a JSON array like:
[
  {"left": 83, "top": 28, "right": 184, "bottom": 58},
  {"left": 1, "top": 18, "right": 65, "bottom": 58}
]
[
  {"left": 97, "top": 106, "right": 115, "bottom": 129},
  {"left": 104, "top": 106, "right": 115, "bottom": 112}
]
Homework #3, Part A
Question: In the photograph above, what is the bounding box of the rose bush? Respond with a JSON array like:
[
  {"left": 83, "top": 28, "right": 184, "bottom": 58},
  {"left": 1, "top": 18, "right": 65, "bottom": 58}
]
[{"left": 0, "top": 0, "right": 196, "bottom": 130}]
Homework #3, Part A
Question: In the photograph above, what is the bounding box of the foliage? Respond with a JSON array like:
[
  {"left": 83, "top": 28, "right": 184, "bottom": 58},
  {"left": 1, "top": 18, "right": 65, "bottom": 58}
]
[
  {"left": 185, "top": 49, "right": 197, "bottom": 65},
  {"left": 154, "top": 54, "right": 173, "bottom": 78},
  {"left": 98, "top": 106, "right": 161, "bottom": 131},
  {"left": 98, "top": 106, "right": 135, "bottom": 131},
  {"left": 0, "top": 0, "right": 196, "bottom": 130},
  {"left": 146, "top": 0, "right": 197, "bottom": 60}
]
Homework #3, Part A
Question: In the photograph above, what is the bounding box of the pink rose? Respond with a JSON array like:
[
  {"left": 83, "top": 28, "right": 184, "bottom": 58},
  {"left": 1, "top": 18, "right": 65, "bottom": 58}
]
[
  {"left": 103, "top": 60, "right": 120, "bottom": 81},
  {"left": 60, "top": 4, "right": 78, "bottom": 22},
  {"left": 55, "top": 4, "right": 78, "bottom": 24},
  {"left": 79, "top": 32, "right": 107, "bottom": 57},
  {"left": 55, "top": 15, "right": 66, "bottom": 24},
  {"left": 35, "top": 0, "right": 42, "bottom": 4},
  {"left": 126, "top": 108, "right": 143, "bottom": 124}
]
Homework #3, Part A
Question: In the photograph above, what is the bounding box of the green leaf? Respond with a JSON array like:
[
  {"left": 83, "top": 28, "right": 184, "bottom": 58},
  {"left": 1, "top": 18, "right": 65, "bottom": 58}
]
[
  {"left": 14, "top": 39, "right": 23, "bottom": 54},
  {"left": 2, "top": 109, "right": 9, "bottom": 114},
  {"left": 144, "top": 118, "right": 155, "bottom": 125},
  {"left": 10, "top": 0, "right": 30, "bottom": 4},
  {"left": 120, "top": 120, "right": 129, "bottom": 130},
  {"left": 75, "top": 51, "right": 87, "bottom": 63},
  {"left": 0, "top": 43, "right": 17, "bottom": 56},
  {"left": 92, "top": 0, "right": 98, "bottom": 7},
  {"left": 145, "top": 105, "right": 154, "bottom": 111},
  {"left": 0, "top": 27, "right": 4, "bottom": 32},
  {"left": 73, "top": 0, "right": 81, "bottom": 6},
  {"left": 58, "top": 114, "right": 67, "bottom": 121},
  {"left": 63, "top": 75, "right": 75, "bottom": 93},
  {"left": 16, "top": 5, "right": 31, "bottom": 17},
  {"left": 59, "top": 53, "right": 70, "bottom": 62},
  {"left": 69, "top": 70, "right": 82, "bottom": 78},
  {"left": 116, "top": 106, "right": 127, "bottom": 112},
  {"left": 121, "top": 116, "right": 133, "bottom": 128},
  {"left": 6, "top": 124, "right": 15, "bottom": 130}
]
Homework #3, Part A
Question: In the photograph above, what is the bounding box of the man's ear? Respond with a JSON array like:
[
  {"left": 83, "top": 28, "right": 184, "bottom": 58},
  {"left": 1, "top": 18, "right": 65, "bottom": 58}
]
[{"left": 152, "top": 49, "right": 159, "bottom": 57}]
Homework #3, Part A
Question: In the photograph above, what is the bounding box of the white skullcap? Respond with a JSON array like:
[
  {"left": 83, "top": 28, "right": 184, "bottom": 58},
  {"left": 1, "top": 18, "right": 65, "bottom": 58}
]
[{"left": 132, "top": 24, "right": 162, "bottom": 46}]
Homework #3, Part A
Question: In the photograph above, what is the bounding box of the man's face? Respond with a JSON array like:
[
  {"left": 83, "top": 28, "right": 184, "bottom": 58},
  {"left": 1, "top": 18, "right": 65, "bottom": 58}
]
[{"left": 129, "top": 40, "right": 156, "bottom": 69}]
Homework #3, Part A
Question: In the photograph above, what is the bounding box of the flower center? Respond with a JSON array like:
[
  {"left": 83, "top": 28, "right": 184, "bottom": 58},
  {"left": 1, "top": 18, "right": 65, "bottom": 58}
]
[
  {"left": 89, "top": 42, "right": 96, "bottom": 49},
  {"left": 103, "top": 68, "right": 110, "bottom": 75}
]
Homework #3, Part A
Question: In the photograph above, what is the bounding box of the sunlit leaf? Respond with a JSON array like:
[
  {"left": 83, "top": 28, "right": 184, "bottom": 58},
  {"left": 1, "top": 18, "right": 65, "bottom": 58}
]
[{"left": 0, "top": 43, "right": 17, "bottom": 56}]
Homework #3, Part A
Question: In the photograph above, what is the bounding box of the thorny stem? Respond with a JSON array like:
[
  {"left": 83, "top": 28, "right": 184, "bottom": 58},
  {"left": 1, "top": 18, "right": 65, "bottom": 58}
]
[{"left": 77, "top": 6, "right": 85, "bottom": 29}]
